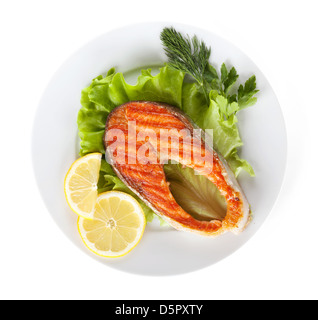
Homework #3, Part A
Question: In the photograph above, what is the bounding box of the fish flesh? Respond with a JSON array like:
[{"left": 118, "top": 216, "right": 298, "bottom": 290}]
[{"left": 104, "top": 101, "right": 250, "bottom": 236}]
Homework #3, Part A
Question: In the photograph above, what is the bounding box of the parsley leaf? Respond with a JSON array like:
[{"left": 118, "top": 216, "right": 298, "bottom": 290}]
[
  {"left": 221, "top": 64, "right": 239, "bottom": 95},
  {"left": 238, "top": 75, "right": 259, "bottom": 109}
]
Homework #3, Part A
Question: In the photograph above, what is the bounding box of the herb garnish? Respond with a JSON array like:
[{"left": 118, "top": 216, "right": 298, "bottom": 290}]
[{"left": 160, "top": 27, "right": 259, "bottom": 113}]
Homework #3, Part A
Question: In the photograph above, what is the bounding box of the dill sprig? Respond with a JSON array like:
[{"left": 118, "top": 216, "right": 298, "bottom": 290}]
[
  {"left": 160, "top": 27, "right": 211, "bottom": 102},
  {"left": 160, "top": 27, "right": 258, "bottom": 112}
]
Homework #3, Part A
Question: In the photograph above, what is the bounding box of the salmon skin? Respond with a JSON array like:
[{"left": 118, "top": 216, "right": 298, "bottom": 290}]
[{"left": 104, "top": 101, "right": 250, "bottom": 236}]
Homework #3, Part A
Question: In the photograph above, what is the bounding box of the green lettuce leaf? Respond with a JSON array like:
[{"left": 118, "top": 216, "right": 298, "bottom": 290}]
[
  {"left": 181, "top": 83, "right": 255, "bottom": 176},
  {"left": 78, "top": 65, "right": 184, "bottom": 156},
  {"left": 164, "top": 163, "right": 227, "bottom": 221}
]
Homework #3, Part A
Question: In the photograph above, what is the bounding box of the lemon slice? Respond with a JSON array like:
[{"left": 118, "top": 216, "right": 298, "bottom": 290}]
[
  {"left": 78, "top": 191, "right": 146, "bottom": 258},
  {"left": 64, "top": 153, "right": 102, "bottom": 219}
]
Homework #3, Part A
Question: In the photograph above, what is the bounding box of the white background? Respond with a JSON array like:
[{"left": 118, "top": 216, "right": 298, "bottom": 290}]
[{"left": 0, "top": 0, "right": 317, "bottom": 300}]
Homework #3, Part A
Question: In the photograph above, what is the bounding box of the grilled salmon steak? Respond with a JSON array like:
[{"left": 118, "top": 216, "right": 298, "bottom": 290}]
[{"left": 104, "top": 101, "right": 250, "bottom": 236}]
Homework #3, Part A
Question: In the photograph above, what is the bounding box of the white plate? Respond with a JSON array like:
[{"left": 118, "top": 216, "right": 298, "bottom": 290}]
[{"left": 32, "top": 22, "right": 287, "bottom": 276}]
